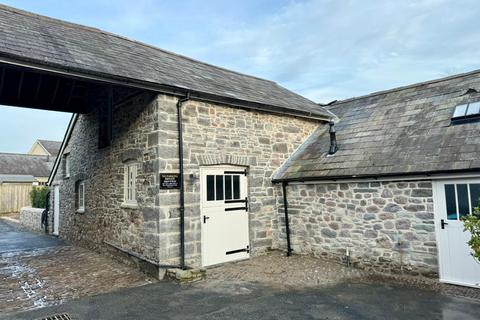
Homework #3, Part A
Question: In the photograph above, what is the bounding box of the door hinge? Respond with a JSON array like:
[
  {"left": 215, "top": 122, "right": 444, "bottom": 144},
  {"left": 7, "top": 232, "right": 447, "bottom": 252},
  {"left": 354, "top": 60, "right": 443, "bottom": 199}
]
[
  {"left": 224, "top": 169, "right": 248, "bottom": 176},
  {"left": 226, "top": 245, "right": 250, "bottom": 255},
  {"left": 224, "top": 197, "right": 248, "bottom": 212}
]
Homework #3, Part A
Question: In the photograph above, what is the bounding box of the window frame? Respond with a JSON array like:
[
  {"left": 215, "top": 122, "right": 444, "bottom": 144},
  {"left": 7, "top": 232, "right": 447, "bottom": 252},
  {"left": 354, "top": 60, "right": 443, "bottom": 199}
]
[
  {"left": 77, "top": 180, "right": 85, "bottom": 213},
  {"left": 451, "top": 101, "right": 480, "bottom": 124},
  {"left": 206, "top": 174, "right": 242, "bottom": 202},
  {"left": 64, "top": 153, "right": 70, "bottom": 178},
  {"left": 123, "top": 162, "right": 138, "bottom": 207}
]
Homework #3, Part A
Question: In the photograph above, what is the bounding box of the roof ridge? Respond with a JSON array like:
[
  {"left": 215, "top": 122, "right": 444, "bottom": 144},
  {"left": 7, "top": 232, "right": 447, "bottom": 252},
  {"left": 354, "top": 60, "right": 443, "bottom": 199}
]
[
  {"left": 37, "top": 139, "right": 61, "bottom": 142},
  {"left": 0, "top": 152, "right": 49, "bottom": 157},
  {"left": 0, "top": 4, "right": 275, "bottom": 84},
  {"left": 331, "top": 68, "right": 480, "bottom": 106}
]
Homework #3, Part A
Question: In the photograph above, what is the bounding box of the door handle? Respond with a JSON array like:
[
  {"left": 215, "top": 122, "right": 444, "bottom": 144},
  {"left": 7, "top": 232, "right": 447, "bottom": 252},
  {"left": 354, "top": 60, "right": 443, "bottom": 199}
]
[
  {"left": 203, "top": 215, "right": 210, "bottom": 224},
  {"left": 441, "top": 219, "right": 448, "bottom": 229}
]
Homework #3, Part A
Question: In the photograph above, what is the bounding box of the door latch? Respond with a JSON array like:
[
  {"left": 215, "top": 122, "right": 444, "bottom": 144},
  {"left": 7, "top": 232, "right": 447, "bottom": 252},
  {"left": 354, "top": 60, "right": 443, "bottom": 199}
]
[
  {"left": 441, "top": 219, "right": 448, "bottom": 229},
  {"left": 203, "top": 215, "right": 210, "bottom": 224}
]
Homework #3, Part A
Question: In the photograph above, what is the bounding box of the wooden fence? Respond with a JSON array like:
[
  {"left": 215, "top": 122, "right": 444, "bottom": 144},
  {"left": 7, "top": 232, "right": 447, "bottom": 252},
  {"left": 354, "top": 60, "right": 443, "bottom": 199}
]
[{"left": 0, "top": 183, "right": 32, "bottom": 214}]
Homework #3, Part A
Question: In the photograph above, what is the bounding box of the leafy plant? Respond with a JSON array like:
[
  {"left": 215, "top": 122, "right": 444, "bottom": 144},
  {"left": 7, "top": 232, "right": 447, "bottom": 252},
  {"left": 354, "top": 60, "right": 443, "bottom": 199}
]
[
  {"left": 30, "top": 186, "right": 49, "bottom": 209},
  {"left": 461, "top": 207, "right": 480, "bottom": 262}
]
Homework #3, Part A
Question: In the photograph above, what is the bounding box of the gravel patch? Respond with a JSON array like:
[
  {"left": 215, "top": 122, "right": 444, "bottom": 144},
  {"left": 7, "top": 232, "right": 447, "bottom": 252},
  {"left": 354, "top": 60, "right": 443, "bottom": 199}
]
[{"left": 206, "top": 250, "right": 480, "bottom": 300}]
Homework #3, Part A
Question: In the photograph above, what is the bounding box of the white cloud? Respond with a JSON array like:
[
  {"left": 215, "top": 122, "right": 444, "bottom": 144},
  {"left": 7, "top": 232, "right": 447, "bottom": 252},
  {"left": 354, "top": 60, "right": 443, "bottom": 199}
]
[{"left": 204, "top": 0, "right": 480, "bottom": 102}]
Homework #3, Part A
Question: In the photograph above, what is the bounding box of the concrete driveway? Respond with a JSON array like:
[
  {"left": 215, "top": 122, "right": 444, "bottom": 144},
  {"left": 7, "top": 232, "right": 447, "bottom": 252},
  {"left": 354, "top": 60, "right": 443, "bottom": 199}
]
[
  {"left": 0, "top": 217, "right": 63, "bottom": 252},
  {"left": 0, "top": 218, "right": 153, "bottom": 314},
  {"left": 3, "top": 279, "right": 480, "bottom": 320}
]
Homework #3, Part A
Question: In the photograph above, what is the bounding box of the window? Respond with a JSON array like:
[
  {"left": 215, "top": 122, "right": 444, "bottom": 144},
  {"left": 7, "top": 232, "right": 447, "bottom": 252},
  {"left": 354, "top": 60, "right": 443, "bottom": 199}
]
[
  {"left": 444, "top": 183, "right": 480, "bottom": 220},
  {"left": 124, "top": 163, "right": 137, "bottom": 205},
  {"left": 206, "top": 174, "right": 241, "bottom": 201},
  {"left": 452, "top": 101, "right": 480, "bottom": 124},
  {"left": 76, "top": 180, "right": 85, "bottom": 213},
  {"left": 64, "top": 153, "right": 70, "bottom": 178}
]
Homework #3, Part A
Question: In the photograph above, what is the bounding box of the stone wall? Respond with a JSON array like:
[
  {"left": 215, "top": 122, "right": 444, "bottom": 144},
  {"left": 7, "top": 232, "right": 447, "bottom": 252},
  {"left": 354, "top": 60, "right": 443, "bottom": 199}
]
[
  {"left": 52, "top": 92, "right": 320, "bottom": 269},
  {"left": 53, "top": 93, "right": 161, "bottom": 262},
  {"left": 275, "top": 181, "right": 438, "bottom": 277},
  {"left": 155, "top": 94, "right": 320, "bottom": 266},
  {"left": 19, "top": 206, "right": 44, "bottom": 232}
]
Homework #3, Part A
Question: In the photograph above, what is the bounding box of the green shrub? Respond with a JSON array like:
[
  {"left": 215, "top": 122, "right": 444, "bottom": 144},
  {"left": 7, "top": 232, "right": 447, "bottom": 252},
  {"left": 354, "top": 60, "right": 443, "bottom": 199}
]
[
  {"left": 30, "top": 186, "right": 49, "bottom": 209},
  {"left": 461, "top": 207, "right": 480, "bottom": 262}
]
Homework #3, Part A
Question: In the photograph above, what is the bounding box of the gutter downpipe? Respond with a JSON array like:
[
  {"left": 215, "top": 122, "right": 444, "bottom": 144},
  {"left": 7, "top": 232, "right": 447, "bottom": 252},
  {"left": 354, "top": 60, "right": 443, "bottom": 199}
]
[
  {"left": 177, "top": 92, "right": 190, "bottom": 270},
  {"left": 282, "top": 182, "right": 292, "bottom": 256}
]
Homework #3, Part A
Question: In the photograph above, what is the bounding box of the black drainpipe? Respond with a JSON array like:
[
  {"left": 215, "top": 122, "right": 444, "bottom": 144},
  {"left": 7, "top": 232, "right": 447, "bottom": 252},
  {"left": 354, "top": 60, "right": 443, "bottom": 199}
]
[
  {"left": 42, "top": 191, "right": 50, "bottom": 234},
  {"left": 177, "top": 92, "right": 190, "bottom": 270},
  {"left": 282, "top": 182, "right": 292, "bottom": 256}
]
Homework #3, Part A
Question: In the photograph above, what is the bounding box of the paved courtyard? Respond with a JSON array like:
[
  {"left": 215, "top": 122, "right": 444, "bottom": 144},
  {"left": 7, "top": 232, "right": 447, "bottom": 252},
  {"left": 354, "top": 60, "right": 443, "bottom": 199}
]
[{"left": 0, "top": 218, "right": 154, "bottom": 314}]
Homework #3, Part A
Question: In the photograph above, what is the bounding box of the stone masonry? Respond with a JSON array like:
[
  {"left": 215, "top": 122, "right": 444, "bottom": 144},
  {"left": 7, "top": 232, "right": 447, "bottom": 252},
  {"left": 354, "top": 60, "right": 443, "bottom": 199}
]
[
  {"left": 155, "top": 94, "right": 319, "bottom": 266},
  {"left": 52, "top": 93, "right": 162, "bottom": 263},
  {"left": 52, "top": 92, "right": 319, "bottom": 269},
  {"left": 274, "top": 181, "right": 438, "bottom": 277},
  {"left": 19, "top": 207, "right": 44, "bottom": 232}
]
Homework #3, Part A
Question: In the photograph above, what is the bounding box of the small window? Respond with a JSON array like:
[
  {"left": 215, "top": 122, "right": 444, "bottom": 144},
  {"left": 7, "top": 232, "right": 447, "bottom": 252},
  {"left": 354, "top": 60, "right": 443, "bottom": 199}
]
[
  {"left": 444, "top": 183, "right": 480, "bottom": 220},
  {"left": 452, "top": 101, "right": 480, "bottom": 124},
  {"left": 453, "top": 104, "right": 468, "bottom": 118},
  {"left": 64, "top": 153, "right": 70, "bottom": 178},
  {"left": 76, "top": 180, "right": 85, "bottom": 213},
  {"left": 206, "top": 174, "right": 242, "bottom": 201},
  {"left": 124, "top": 163, "right": 137, "bottom": 205}
]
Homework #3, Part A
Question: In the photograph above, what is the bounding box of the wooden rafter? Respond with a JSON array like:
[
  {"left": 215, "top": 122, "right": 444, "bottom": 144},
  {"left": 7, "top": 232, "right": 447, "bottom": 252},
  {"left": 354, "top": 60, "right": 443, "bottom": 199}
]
[
  {"left": 50, "top": 78, "right": 60, "bottom": 105},
  {"left": 34, "top": 74, "right": 43, "bottom": 102},
  {"left": 16, "top": 70, "right": 24, "bottom": 99},
  {"left": 66, "top": 79, "right": 76, "bottom": 107},
  {"left": 0, "top": 67, "right": 5, "bottom": 97}
]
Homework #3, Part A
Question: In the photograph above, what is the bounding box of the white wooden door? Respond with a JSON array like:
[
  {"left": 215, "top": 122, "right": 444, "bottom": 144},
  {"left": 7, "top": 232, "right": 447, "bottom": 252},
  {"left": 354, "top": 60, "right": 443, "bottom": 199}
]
[
  {"left": 434, "top": 179, "right": 480, "bottom": 288},
  {"left": 53, "top": 185, "right": 60, "bottom": 236},
  {"left": 201, "top": 166, "right": 249, "bottom": 266}
]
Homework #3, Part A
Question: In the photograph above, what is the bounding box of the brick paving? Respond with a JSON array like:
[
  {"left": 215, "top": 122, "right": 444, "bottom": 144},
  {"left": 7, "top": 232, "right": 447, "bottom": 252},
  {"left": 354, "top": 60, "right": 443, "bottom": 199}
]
[{"left": 0, "top": 245, "right": 154, "bottom": 314}]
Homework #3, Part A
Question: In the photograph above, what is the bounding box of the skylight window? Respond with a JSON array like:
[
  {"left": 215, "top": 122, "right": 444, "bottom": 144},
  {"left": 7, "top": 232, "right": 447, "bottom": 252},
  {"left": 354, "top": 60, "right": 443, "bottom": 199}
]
[{"left": 452, "top": 101, "right": 480, "bottom": 124}]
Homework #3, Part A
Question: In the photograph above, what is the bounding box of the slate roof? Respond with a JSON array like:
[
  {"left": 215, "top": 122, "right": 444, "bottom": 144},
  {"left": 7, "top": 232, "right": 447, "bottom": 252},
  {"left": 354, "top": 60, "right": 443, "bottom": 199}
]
[
  {"left": 0, "top": 4, "right": 331, "bottom": 120},
  {"left": 0, "top": 153, "right": 53, "bottom": 177},
  {"left": 37, "top": 140, "right": 61, "bottom": 156},
  {"left": 0, "top": 174, "right": 35, "bottom": 183},
  {"left": 275, "top": 70, "right": 480, "bottom": 181}
]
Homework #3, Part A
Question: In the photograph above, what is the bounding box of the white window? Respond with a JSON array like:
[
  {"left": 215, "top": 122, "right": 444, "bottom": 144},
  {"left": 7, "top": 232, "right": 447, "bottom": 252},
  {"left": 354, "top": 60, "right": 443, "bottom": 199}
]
[
  {"left": 452, "top": 101, "right": 480, "bottom": 122},
  {"left": 124, "top": 163, "right": 137, "bottom": 205},
  {"left": 77, "top": 180, "right": 85, "bottom": 213},
  {"left": 64, "top": 153, "right": 70, "bottom": 178}
]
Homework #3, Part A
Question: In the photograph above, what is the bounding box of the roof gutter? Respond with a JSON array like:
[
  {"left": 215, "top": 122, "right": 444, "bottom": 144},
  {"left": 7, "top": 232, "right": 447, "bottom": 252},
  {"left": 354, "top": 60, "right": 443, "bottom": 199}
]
[
  {"left": 0, "top": 55, "right": 332, "bottom": 122},
  {"left": 47, "top": 113, "right": 78, "bottom": 186},
  {"left": 272, "top": 168, "right": 480, "bottom": 184}
]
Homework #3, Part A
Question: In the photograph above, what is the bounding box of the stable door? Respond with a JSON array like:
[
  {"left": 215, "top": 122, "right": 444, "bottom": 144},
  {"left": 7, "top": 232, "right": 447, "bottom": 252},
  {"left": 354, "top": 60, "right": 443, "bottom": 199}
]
[
  {"left": 201, "top": 166, "right": 249, "bottom": 266},
  {"left": 434, "top": 179, "right": 480, "bottom": 288}
]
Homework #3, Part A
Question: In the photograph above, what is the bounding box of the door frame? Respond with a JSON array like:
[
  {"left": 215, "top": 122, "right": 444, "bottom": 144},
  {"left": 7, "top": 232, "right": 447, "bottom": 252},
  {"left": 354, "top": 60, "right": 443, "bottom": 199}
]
[
  {"left": 53, "top": 185, "right": 60, "bottom": 236},
  {"left": 432, "top": 178, "right": 480, "bottom": 288},
  {"left": 200, "top": 165, "right": 250, "bottom": 267}
]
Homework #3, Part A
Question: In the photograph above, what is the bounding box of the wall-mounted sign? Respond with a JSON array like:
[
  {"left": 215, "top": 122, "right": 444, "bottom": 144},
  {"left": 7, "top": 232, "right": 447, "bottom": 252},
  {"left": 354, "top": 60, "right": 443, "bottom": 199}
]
[{"left": 160, "top": 173, "right": 180, "bottom": 189}]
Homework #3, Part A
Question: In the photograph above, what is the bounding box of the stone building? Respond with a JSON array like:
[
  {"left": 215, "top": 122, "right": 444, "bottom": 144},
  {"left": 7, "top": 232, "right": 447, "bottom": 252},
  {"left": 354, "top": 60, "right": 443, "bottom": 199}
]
[
  {"left": 1, "top": 5, "right": 477, "bottom": 287},
  {"left": 272, "top": 72, "right": 480, "bottom": 287}
]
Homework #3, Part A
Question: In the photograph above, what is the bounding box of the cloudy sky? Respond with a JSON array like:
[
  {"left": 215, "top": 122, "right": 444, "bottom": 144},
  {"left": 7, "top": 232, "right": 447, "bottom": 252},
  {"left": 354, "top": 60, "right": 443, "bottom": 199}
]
[{"left": 1, "top": 0, "right": 480, "bottom": 152}]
